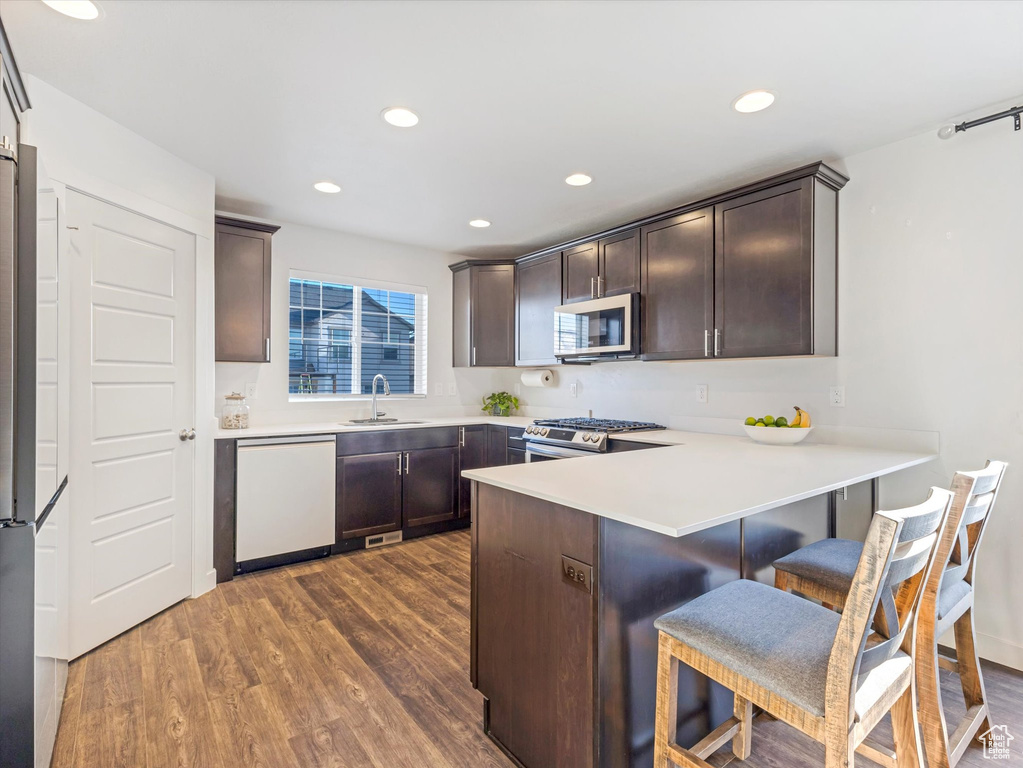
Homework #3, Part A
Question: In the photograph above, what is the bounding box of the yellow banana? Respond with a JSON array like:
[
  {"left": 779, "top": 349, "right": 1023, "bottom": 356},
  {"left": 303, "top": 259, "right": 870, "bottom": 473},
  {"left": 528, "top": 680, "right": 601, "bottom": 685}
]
[{"left": 793, "top": 406, "right": 811, "bottom": 428}]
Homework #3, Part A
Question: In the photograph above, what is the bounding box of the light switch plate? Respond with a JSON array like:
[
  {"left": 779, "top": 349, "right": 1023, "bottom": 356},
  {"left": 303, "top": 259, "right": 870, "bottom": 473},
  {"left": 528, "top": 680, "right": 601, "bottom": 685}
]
[
  {"left": 569, "top": 381, "right": 578, "bottom": 398},
  {"left": 696, "top": 384, "right": 708, "bottom": 404},
  {"left": 447, "top": 383, "right": 457, "bottom": 396},
  {"left": 433, "top": 382, "right": 443, "bottom": 396},
  {"left": 829, "top": 386, "right": 846, "bottom": 407}
]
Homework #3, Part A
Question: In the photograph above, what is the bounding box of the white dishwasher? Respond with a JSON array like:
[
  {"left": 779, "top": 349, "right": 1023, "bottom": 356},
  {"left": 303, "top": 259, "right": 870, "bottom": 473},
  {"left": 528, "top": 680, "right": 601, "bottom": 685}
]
[{"left": 236, "top": 435, "right": 336, "bottom": 564}]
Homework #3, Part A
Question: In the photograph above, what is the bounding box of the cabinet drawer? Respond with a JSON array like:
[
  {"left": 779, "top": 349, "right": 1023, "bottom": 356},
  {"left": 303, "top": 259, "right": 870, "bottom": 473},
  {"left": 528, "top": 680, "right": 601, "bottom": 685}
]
[{"left": 336, "top": 427, "right": 458, "bottom": 456}]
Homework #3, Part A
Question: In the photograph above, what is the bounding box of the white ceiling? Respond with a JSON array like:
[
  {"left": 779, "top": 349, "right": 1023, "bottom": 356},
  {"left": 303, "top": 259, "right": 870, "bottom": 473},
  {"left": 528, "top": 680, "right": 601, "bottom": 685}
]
[{"left": 4, "top": 0, "right": 1022, "bottom": 257}]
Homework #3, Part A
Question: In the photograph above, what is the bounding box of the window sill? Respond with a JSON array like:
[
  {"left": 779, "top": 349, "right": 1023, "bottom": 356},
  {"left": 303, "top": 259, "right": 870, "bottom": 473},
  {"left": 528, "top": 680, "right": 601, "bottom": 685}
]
[{"left": 288, "top": 394, "right": 428, "bottom": 403}]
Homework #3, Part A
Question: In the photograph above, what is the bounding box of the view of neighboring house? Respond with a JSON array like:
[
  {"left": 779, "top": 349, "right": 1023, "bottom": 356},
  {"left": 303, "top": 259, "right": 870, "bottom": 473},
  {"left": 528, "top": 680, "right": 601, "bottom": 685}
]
[{"left": 288, "top": 278, "right": 419, "bottom": 395}]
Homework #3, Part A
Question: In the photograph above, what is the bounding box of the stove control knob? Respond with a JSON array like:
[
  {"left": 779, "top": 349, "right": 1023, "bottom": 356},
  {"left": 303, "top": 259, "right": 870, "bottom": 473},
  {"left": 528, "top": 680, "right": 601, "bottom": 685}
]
[
  {"left": 583, "top": 433, "right": 593, "bottom": 442},
  {"left": 540, "top": 428, "right": 549, "bottom": 437}
]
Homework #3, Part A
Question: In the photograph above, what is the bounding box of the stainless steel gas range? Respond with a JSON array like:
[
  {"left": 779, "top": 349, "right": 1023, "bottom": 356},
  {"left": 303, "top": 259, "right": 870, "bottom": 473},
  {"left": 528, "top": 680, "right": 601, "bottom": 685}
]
[{"left": 521, "top": 417, "right": 666, "bottom": 461}]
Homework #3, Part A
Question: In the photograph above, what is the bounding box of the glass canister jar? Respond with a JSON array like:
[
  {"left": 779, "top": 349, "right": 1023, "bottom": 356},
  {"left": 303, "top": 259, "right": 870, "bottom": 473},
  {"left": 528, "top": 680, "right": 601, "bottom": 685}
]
[{"left": 221, "top": 392, "right": 250, "bottom": 429}]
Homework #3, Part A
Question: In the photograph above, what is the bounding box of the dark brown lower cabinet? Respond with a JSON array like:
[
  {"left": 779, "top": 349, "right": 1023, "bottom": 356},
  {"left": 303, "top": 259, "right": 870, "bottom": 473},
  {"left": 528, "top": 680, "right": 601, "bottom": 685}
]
[
  {"left": 486, "top": 425, "right": 509, "bottom": 466},
  {"left": 336, "top": 452, "right": 403, "bottom": 540},
  {"left": 458, "top": 425, "right": 488, "bottom": 518},
  {"left": 403, "top": 446, "right": 459, "bottom": 527},
  {"left": 474, "top": 484, "right": 597, "bottom": 768}
]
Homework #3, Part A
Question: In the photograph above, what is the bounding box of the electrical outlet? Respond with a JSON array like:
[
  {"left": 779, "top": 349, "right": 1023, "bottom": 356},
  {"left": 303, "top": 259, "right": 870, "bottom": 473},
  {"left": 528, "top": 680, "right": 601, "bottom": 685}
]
[
  {"left": 447, "top": 383, "right": 457, "bottom": 396},
  {"left": 829, "top": 386, "right": 846, "bottom": 407},
  {"left": 433, "top": 382, "right": 443, "bottom": 397},
  {"left": 569, "top": 381, "right": 578, "bottom": 398},
  {"left": 696, "top": 384, "right": 708, "bottom": 404},
  {"left": 244, "top": 383, "right": 257, "bottom": 399}
]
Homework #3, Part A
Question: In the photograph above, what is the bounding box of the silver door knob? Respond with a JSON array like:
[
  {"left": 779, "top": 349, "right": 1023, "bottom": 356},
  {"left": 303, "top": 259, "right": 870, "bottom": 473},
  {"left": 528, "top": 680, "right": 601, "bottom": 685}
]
[{"left": 179, "top": 428, "right": 196, "bottom": 441}]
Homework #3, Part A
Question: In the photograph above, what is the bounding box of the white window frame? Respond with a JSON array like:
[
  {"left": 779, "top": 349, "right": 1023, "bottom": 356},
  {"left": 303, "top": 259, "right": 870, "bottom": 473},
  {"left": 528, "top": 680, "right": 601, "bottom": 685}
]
[{"left": 288, "top": 269, "right": 428, "bottom": 401}]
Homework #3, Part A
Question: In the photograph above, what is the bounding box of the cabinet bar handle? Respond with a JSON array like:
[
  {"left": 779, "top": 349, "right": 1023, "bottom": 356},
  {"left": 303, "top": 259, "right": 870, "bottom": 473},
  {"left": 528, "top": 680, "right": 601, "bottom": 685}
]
[
  {"left": 404, "top": 452, "right": 410, "bottom": 474},
  {"left": 714, "top": 328, "right": 720, "bottom": 356},
  {"left": 472, "top": 347, "right": 476, "bottom": 366},
  {"left": 590, "top": 277, "right": 596, "bottom": 299},
  {"left": 597, "top": 276, "right": 604, "bottom": 298},
  {"left": 704, "top": 329, "right": 709, "bottom": 357},
  {"left": 459, "top": 427, "right": 465, "bottom": 447},
  {"left": 397, "top": 453, "right": 402, "bottom": 474},
  {"left": 265, "top": 338, "right": 270, "bottom": 362}
]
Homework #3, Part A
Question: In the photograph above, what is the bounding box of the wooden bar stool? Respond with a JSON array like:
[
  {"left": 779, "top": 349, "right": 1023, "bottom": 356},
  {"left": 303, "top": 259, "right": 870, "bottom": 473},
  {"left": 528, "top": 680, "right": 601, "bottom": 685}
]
[
  {"left": 652, "top": 488, "right": 953, "bottom": 768},
  {"left": 773, "top": 461, "right": 1007, "bottom": 768}
]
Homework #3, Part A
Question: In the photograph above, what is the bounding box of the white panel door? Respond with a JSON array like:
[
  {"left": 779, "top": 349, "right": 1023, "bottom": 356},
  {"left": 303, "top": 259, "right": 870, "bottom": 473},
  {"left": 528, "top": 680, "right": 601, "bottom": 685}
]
[{"left": 67, "top": 191, "right": 195, "bottom": 658}]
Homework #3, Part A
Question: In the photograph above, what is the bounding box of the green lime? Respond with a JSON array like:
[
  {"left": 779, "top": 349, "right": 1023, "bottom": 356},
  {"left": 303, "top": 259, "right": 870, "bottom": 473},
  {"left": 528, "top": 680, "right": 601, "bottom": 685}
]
[
  {"left": 755, "top": 421, "right": 766, "bottom": 427},
  {"left": 775, "top": 416, "right": 788, "bottom": 427},
  {"left": 764, "top": 415, "right": 775, "bottom": 425},
  {"left": 744, "top": 417, "right": 756, "bottom": 426}
]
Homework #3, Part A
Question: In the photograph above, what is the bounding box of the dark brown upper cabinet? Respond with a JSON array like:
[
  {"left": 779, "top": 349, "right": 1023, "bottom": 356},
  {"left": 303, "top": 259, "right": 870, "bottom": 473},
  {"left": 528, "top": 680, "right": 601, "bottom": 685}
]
[
  {"left": 714, "top": 176, "right": 837, "bottom": 358},
  {"left": 214, "top": 216, "right": 279, "bottom": 362},
  {"left": 561, "top": 230, "right": 640, "bottom": 304},
  {"left": 451, "top": 261, "right": 515, "bottom": 367},
  {"left": 598, "top": 228, "right": 640, "bottom": 297},
  {"left": 641, "top": 208, "right": 715, "bottom": 360},
  {"left": 516, "top": 252, "right": 563, "bottom": 366},
  {"left": 561, "top": 241, "right": 599, "bottom": 303}
]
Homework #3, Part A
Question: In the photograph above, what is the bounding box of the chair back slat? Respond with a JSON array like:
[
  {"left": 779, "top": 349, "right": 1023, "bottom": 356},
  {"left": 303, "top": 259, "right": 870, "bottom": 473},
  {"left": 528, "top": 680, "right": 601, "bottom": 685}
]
[
  {"left": 885, "top": 533, "right": 939, "bottom": 586},
  {"left": 962, "top": 492, "right": 994, "bottom": 526},
  {"left": 918, "top": 461, "right": 1008, "bottom": 636},
  {"left": 826, "top": 486, "right": 953, "bottom": 726}
]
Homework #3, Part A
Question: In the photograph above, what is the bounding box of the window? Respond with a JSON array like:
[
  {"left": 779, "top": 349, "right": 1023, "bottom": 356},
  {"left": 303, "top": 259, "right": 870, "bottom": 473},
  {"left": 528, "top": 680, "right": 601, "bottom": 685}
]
[{"left": 288, "top": 273, "right": 427, "bottom": 397}]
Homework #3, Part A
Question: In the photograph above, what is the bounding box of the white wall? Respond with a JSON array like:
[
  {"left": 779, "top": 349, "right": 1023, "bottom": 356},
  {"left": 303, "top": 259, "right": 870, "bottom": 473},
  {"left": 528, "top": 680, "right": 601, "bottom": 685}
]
[
  {"left": 215, "top": 221, "right": 513, "bottom": 425},
  {"left": 496, "top": 104, "right": 1023, "bottom": 668}
]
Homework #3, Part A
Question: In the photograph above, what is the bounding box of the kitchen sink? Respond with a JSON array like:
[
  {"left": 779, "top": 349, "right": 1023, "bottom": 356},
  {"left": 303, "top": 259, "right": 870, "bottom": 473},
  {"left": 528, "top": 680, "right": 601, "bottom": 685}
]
[{"left": 340, "top": 419, "right": 428, "bottom": 426}]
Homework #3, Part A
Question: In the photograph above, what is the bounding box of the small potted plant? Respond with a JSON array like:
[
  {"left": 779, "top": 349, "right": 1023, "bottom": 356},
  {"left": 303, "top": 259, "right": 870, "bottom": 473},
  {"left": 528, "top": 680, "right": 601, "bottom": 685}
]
[{"left": 481, "top": 391, "right": 519, "bottom": 417}]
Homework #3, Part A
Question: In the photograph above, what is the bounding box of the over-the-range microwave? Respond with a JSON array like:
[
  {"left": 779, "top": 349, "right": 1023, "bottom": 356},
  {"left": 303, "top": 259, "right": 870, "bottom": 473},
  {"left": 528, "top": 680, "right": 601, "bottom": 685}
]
[{"left": 554, "top": 292, "right": 640, "bottom": 361}]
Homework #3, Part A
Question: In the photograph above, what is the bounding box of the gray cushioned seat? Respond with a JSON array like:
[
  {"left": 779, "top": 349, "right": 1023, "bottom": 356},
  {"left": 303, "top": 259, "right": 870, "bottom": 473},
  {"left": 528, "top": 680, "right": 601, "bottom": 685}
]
[
  {"left": 654, "top": 579, "right": 913, "bottom": 721},
  {"left": 938, "top": 577, "right": 971, "bottom": 620},
  {"left": 655, "top": 580, "right": 840, "bottom": 716},
  {"left": 774, "top": 539, "right": 971, "bottom": 621},
  {"left": 773, "top": 538, "right": 862, "bottom": 593}
]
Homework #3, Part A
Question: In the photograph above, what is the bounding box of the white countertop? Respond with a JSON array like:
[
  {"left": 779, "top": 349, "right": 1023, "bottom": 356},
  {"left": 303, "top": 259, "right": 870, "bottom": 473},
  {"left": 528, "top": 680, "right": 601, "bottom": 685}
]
[
  {"left": 216, "top": 415, "right": 536, "bottom": 440},
  {"left": 462, "top": 431, "right": 936, "bottom": 537}
]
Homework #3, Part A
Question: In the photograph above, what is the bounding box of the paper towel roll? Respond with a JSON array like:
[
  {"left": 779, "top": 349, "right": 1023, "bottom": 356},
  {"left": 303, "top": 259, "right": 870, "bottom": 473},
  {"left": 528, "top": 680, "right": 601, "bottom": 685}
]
[{"left": 520, "top": 369, "right": 555, "bottom": 388}]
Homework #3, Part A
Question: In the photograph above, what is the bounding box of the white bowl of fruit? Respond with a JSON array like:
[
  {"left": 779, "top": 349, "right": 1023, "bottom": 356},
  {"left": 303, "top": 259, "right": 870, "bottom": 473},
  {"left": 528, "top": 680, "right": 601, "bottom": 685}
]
[{"left": 743, "top": 407, "right": 813, "bottom": 445}]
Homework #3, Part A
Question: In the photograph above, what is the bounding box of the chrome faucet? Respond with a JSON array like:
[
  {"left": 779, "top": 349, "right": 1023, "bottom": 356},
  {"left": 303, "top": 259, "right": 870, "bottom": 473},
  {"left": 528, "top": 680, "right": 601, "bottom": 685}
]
[{"left": 371, "top": 374, "right": 390, "bottom": 421}]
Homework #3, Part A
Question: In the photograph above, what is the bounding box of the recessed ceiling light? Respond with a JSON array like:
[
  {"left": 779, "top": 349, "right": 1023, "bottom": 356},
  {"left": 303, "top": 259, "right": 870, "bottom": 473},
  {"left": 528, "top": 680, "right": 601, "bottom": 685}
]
[
  {"left": 732, "top": 90, "right": 776, "bottom": 113},
  {"left": 469, "top": 219, "right": 491, "bottom": 228},
  {"left": 313, "top": 181, "right": 341, "bottom": 194},
  {"left": 41, "top": 0, "right": 100, "bottom": 19},
  {"left": 565, "top": 173, "right": 592, "bottom": 186},
  {"left": 382, "top": 107, "right": 420, "bottom": 128}
]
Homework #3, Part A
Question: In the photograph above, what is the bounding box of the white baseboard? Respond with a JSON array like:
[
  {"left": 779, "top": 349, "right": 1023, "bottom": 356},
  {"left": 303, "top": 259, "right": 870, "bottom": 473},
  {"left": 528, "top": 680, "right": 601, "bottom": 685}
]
[
  {"left": 977, "top": 632, "right": 1023, "bottom": 672},
  {"left": 192, "top": 569, "right": 217, "bottom": 599}
]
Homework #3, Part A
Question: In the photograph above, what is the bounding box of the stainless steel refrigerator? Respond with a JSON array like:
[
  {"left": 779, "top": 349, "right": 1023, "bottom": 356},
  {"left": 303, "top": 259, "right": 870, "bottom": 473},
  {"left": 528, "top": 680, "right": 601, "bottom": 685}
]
[{"left": 1, "top": 139, "right": 68, "bottom": 768}]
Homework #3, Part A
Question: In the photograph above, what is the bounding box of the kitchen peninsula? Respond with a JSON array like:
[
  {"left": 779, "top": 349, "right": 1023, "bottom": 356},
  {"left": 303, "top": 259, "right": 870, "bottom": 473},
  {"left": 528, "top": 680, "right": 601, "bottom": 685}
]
[{"left": 463, "top": 433, "right": 935, "bottom": 768}]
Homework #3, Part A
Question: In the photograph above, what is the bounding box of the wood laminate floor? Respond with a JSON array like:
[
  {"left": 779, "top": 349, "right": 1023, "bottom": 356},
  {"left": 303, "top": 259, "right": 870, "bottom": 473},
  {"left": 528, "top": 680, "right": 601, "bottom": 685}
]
[{"left": 53, "top": 529, "right": 1022, "bottom": 768}]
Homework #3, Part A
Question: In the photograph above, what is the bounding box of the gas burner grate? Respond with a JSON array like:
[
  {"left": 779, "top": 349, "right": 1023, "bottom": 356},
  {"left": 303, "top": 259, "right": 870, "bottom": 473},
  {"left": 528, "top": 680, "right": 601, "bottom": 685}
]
[{"left": 531, "top": 417, "right": 665, "bottom": 433}]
